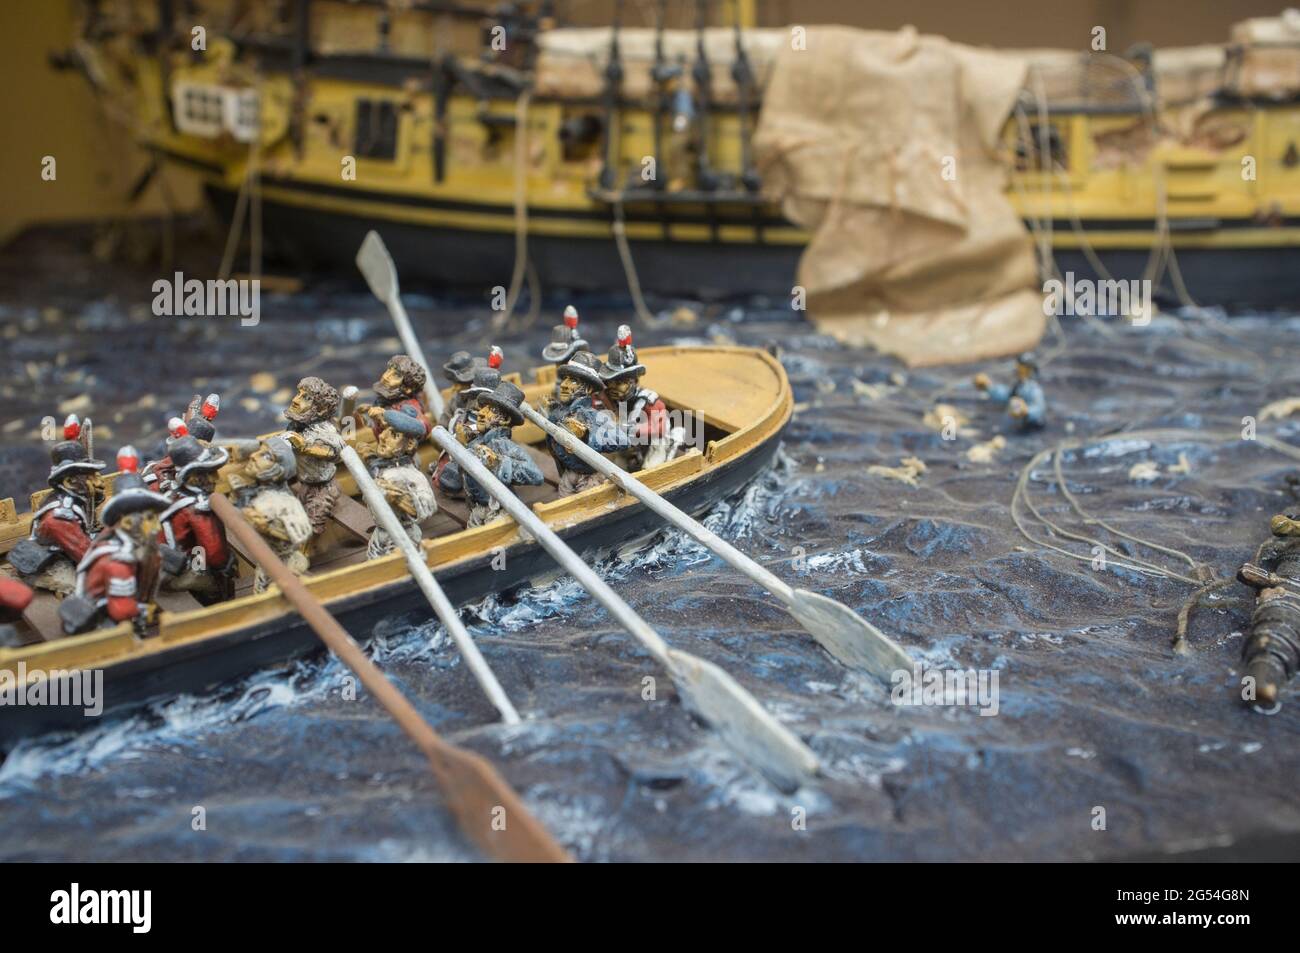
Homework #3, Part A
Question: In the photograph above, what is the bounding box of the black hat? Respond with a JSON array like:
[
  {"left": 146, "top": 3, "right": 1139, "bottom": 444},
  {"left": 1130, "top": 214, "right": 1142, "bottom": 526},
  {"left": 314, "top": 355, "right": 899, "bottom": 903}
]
[
  {"left": 186, "top": 416, "right": 217, "bottom": 442},
  {"left": 48, "top": 441, "right": 106, "bottom": 486},
  {"left": 1016, "top": 352, "right": 1039, "bottom": 374},
  {"left": 169, "top": 435, "right": 229, "bottom": 484},
  {"left": 101, "top": 447, "right": 170, "bottom": 525},
  {"left": 478, "top": 381, "right": 526, "bottom": 427},
  {"left": 556, "top": 350, "right": 605, "bottom": 388},
  {"left": 600, "top": 325, "right": 646, "bottom": 383},
  {"left": 442, "top": 350, "right": 478, "bottom": 384}
]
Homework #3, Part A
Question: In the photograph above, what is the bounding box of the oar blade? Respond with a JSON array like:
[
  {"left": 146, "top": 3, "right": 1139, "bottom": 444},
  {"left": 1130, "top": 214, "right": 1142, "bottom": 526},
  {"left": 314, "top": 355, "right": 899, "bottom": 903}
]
[
  {"left": 667, "top": 649, "right": 819, "bottom": 794},
  {"left": 786, "top": 588, "right": 912, "bottom": 681},
  {"left": 355, "top": 229, "right": 399, "bottom": 303}
]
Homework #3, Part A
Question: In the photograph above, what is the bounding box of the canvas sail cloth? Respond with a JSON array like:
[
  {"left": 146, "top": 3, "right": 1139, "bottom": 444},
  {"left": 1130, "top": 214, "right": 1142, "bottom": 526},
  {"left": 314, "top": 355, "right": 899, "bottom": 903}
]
[{"left": 754, "top": 27, "right": 1043, "bottom": 366}]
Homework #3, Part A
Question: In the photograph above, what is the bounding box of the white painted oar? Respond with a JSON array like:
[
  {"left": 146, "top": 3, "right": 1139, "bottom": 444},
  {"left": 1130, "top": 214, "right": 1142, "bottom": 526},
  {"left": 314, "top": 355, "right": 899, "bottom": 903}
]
[
  {"left": 355, "top": 230, "right": 446, "bottom": 421},
  {"left": 520, "top": 402, "right": 912, "bottom": 682},
  {"left": 340, "top": 445, "right": 519, "bottom": 725},
  {"left": 430, "top": 426, "right": 818, "bottom": 792}
]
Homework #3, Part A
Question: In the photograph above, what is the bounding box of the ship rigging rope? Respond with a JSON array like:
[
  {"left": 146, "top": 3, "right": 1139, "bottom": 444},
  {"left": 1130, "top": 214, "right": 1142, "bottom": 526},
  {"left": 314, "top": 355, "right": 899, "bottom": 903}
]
[
  {"left": 1010, "top": 428, "right": 1300, "bottom": 647},
  {"left": 494, "top": 89, "right": 539, "bottom": 331}
]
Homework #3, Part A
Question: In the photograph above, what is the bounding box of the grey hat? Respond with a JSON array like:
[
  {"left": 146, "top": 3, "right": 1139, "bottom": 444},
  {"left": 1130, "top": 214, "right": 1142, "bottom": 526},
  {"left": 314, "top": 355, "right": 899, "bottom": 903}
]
[
  {"left": 442, "top": 350, "right": 478, "bottom": 384},
  {"left": 464, "top": 365, "right": 501, "bottom": 400},
  {"left": 542, "top": 324, "right": 588, "bottom": 364}
]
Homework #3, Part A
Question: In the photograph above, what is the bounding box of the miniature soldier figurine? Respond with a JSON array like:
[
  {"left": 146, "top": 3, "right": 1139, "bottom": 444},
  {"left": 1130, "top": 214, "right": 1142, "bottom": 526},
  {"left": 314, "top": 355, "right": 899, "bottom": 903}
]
[
  {"left": 282, "top": 376, "right": 345, "bottom": 536},
  {"left": 1235, "top": 508, "right": 1300, "bottom": 708},
  {"left": 974, "top": 352, "right": 1047, "bottom": 430},
  {"left": 358, "top": 355, "right": 431, "bottom": 440},
  {"left": 541, "top": 305, "right": 589, "bottom": 367},
  {"left": 600, "top": 325, "right": 678, "bottom": 470},
  {"left": 144, "top": 394, "right": 220, "bottom": 493},
  {"left": 227, "top": 436, "right": 312, "bottom": 594},
  {"left": 6, "top": 415, "right": 106, "bottom": 595},
  {"left": 158, "top": 435, "right": 234, "bottom": 604},
  {"left": 546, "top": 351, "right": 631, "bottom": 496},
  {"left": 439, "top": 350, "right": 479, "bottom": 429},
  {"left": 61, "top": 447, "right": 170, "bottom": 636},
  {"left": 440, "top": 382, "right": 544, "bottom": 526},
  {"left": 365, "top": 409, "right": 438, "bottom": 558}
]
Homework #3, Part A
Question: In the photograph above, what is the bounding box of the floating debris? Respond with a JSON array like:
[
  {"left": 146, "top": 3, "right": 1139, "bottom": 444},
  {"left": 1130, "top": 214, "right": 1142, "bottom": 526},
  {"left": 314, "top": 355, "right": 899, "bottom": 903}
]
[
  {"left": 966, "top": 435, "right": 1006, "bottom": 463},
  {"left": 868, "top": 455, "right": 926, "bottom": 485}
]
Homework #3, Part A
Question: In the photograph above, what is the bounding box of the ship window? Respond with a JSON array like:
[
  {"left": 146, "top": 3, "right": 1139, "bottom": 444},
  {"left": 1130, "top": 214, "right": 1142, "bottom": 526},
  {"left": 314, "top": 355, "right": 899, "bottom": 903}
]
[{"left": 355, "top": 99, "right": 399, "bottom": 160}]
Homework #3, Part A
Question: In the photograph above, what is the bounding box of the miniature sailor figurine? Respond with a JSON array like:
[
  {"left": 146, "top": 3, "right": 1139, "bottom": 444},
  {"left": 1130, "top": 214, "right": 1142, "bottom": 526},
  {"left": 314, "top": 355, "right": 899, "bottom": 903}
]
[
  {"left": 282, "top": 376, "right": 345, "bottom": 536},
  {"left": 61, "top": 447, "right": 170, "bottom": 635},
  {"left": 600, "top": 325, "right": 678, "bottom": 470},
  {"left": 227, "top": 436, "right": 313, "bottom": 594},
  {"left": 974, "top": 352, "right": 1047, "bottom": 430},
  {"left": 541, "top": 306, "right": 589, "bottom": 367},
  {"left": 440, "top": 382, "right": 544, "bottom": 526},
  {"left": 357, "top": 355, "right": 432, "bottom": 440},
  {"left": 439, "top": 350, "right": 480, "bottom": 429},
  {"left": 364, "top": 408, "right": 438, "bottom": 558},
  {"left": 158, "top": 435, "right": 234, "bottom": 604},
  {"left": 432, "top": 360, "right": 504, "bottom": 499},
  {"left": 1235, "top": 508, "right": 1300, "bottom": 709},
  {"left": 5, "top": 415, "right": 106, "bottom": 595},
  {"left": 546, "top": 351, "right": 631, "bottom": 496}
]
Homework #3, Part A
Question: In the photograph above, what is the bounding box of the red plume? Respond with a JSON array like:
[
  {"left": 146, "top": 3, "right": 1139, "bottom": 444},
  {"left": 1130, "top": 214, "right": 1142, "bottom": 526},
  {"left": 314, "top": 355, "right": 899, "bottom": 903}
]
[
  {"left": 62, "top": 414, "right": 81, "bottom": 441},
  {"left": 617, "top": 324, "right": 633, "bottom": 347},
  {"left": 117, "top": 446, "right": 140, "bottom": 473},
  {"left": 200, "top": 394, "right": 220, "bottom": 420},
  {"left": 563, "top": 305, "right": 579, "bottom": 330},
  {"left": 168, "top": 416, "right": 188, "bottom": 439},
  {"left": 488, "top": 346, "right": 503, "bottom": 370}
]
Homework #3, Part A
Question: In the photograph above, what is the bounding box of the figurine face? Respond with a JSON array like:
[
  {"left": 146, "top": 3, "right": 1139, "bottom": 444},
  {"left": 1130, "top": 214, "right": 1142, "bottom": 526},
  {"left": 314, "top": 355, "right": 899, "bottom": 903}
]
[
  {"left": 605, "top": 378, "right": 635, "bottom": 402},
  {"left": 376, "top": 427, "right": 409, "bottom": 459},
  {"left": 119, "top": 511, "right": 160, "bottom": 541},
  {"left": 245, "top": 445, "right": 278, "bottom": 481},
  {"left": 376, "top": 364, "right": 406, "bottom": 399},
  {"left": 286, "top": 387, "right": 315, "bottom": 422},
  {"left": 558, "top": 376, "right": 590, "bottom": 404},
  {"left": 1016, "top": 363, "right": 1033, "bottom": 381},
  {"left": 475, "top": 403, "right": 509, "bottom": 432},
  {"left": 64, "top": 472, "right": 91, "bottom": 496}
]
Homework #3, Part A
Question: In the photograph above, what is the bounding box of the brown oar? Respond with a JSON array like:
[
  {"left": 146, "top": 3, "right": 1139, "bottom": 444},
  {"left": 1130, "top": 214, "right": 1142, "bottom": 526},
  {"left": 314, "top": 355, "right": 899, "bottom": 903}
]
[{"left": 209, "top": 493, "right": 572, "bottom": 863}]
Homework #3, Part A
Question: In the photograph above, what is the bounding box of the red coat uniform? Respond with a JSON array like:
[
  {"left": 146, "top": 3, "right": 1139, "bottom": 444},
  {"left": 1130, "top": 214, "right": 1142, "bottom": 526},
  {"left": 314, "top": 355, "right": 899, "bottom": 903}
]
[
  {"left": 80, "top": 539, "right": 161, "bottom": 624},
  {"left": 161, "top": 499, "right": 230, "bottom": 568},
  {"left": 34, "top": 500, "right": 94, "bottom": 563}
]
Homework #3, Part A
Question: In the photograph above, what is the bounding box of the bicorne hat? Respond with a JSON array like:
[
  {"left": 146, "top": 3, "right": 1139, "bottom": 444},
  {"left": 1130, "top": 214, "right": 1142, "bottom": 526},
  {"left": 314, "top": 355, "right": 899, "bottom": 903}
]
[{"left": 542, "top": 306, "right": 589, "bottom": 363}]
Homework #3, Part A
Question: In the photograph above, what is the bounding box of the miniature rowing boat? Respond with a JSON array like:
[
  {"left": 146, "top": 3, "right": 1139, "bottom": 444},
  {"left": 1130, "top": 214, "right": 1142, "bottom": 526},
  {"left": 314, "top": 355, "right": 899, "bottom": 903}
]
[{"left": 0, "top": 345, "right": 790, "bottom": 749}]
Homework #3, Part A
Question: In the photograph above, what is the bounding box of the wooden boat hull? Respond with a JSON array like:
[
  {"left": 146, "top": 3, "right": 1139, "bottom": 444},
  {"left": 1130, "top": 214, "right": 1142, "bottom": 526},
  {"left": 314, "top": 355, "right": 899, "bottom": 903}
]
[{"left": 0, "top": 346, "right": 791, "bottom": 750}]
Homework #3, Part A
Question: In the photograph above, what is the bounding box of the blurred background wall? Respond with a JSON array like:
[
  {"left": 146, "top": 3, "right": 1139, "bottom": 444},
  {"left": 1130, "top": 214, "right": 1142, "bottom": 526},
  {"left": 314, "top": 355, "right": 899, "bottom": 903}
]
[{"left": 0, "top": 0, "right": 1288, "bottom": 245}]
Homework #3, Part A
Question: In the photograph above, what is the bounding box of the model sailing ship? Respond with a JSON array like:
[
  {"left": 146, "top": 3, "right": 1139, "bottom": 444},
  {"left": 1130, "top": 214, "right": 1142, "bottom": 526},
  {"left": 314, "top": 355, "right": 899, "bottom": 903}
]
[{"left": 54, "top": 1, "right": 1300, "bottom": 308}]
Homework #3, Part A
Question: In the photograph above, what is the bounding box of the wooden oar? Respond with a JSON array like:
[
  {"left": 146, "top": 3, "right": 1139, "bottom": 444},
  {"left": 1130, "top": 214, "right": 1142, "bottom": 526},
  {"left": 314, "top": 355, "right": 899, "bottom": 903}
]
[
  {"left": 520, "top": 401, "right": 913, "bottom": 682},
  {"left": 430, "top": 426, "right": 819, "bottom": 793},
  {"left": 208, "top": 492, "right": 570, "bottom": 862},
  {"left": 339, "top": 445, "right": 520, "bottom": 725},
  {"left": 355, "top": 230, "right": 446, "bottom": 422}
]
